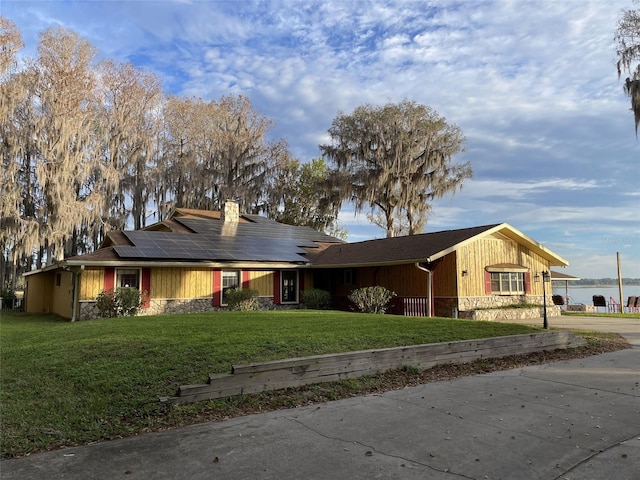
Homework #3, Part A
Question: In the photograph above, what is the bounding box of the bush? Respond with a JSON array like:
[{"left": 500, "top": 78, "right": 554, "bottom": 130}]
[
  {"left": 96, "top": 289, "right": 118, "bottom": 317},
  {"left": 116, "top": 287, "right": 143, "bottom": 316},
  {"left": 302, "top": 288, "right": 332, "bottom": 310},
  {"left": 95, "top": 287, "right": 143, "bottom": 318},
  {"left": 1, "top": 287, "right": 17, "bottom": 309},
  {"left": 348, "top": 286, "right": 396, "bottom": 314},
  {"left": 225, "top": 288, "right": 259, "bottom": 311}
]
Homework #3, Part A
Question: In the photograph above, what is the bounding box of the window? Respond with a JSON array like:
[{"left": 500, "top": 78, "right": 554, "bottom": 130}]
[
  {"left": 116, "top": 269, "right": 140, "bottom": 289},
  {"left": 490, "top": 272, "right": 524, "bottom": 294},
  {"left": 222, "top": 270, "right": 240, "bottom": 305},
  {"left": 281, "top": 270, "right": 298, "bottom": 303}
]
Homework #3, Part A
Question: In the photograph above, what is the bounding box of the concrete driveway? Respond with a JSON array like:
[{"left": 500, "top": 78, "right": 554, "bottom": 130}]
[
  {"left": 501, "top": 314, "right": 640, "bottom": 346},
  {"left": 2, "top": 315, "right": 638, "bottom": 480}
]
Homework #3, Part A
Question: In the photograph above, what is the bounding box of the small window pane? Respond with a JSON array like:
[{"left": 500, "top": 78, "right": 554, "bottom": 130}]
[
  {"left": 490, "top": 272, "right": 524, "bottom": 295},
  {"left": 222, "top": 271, "right": 240, "bottom": 305},
  {"left": 117, "top": 269, "right": 139, "bottom": 289},
  {"left": 281, "top": 271, "right": 298, "bottom": 303}
]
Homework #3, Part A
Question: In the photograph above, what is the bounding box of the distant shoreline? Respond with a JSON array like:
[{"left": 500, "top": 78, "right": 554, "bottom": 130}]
[{"left": 557, "top": 284, "right": 640, "bottom": 288}]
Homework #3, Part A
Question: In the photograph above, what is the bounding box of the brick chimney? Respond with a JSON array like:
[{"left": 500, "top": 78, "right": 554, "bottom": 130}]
[{"left": 221, "top": 200, "right": 239, "bottom": 223}]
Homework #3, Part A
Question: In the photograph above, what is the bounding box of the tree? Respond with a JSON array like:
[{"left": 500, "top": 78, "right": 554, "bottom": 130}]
[
  {"left": 97, "top": 60, "right": 163, "bottom": 231},
  {"left": 320, "top": 100, "right": 471, "bottom": 237},
  {"left": 157, "top": 94, "right": 288, "bottom": 215},
  {"left": 210, "top": 94, "right": 287, "bottom": 213},
  {"left": 266, "top": 157, "right": 344, "bottom": 236},
  {"left": 616, "top": 2, "right": 640, "bottom": 136},
  {"left": 30, "top": 26, "right": 103, "bottom": 261},
  {"left": 0, "top": 16, "right": 27, "bottom": 287},
  {"left": 0, "top": 16, "right": 23, "bottom": 76}
]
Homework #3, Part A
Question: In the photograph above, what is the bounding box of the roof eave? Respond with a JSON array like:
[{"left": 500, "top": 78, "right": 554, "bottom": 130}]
[
  {"left": 23, "top": 259, "right": 309, "bottom": 275},
  {"left": 493, "top": 223, "right": 569, "bottom": 267},
  {"left": 311, "top": 258, "right": 432, "bottom": 269}
]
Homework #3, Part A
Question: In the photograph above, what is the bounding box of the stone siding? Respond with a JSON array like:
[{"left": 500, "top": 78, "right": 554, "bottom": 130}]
[
  {"left": 458, "top": 295, "right": 542, "bottom": 311},
  {"left": 458, "top": 305, "right": 562, "bottom": 321},
  {"left": 78, "top": 296, "right": 301, "bottom": 320}
]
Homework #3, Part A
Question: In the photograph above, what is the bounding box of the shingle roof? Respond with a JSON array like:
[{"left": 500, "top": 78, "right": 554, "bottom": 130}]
[
  {"left": 307, "top": 224, "right": 502, "bottom": 267},
  {"left": 87, "top": 210, "right": 344, "bottom": 264}
]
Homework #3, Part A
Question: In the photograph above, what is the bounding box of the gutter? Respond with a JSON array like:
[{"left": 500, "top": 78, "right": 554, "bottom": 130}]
[
  {"left": 24, "top": 260, "right": 309, "bottom": 274},
  {"left": 415, "top": 261, "right": 433, "bottom": 317},
  {"left": 70, "top": 265, "right": 84, "bottom": 322}
]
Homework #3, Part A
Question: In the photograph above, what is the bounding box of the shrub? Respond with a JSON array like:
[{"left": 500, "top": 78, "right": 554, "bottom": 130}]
[
  {"left": 0, "top": 287, "right": 17, "bottom": 309},
  {"left": 302, "top": 288, "right": 332, "bottom": 310},
  {"left": 95, "top": 287, "right": 143, "bottom": 318},
  {"left": 96, "top": 289, "right": 118, "bottom": 317},
  {"left": 225, "top": 288, "right": 259, "bottom": 311},
  {"left": 348, "top": 286, "right": 396, "bottom": 314},
  {"left": 116, "top": 287, "right": 143, "bottom": 316}
]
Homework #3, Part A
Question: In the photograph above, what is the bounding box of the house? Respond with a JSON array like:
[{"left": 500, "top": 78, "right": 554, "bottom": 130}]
[
  {"left": 23, "top": 203, "right": 569, "bottom": 320},
  {"left": 22, "top": 203, "right": 344, "bottom": 321},
  {"left": 307, "top": 223, "right": 568, "bottom": 317}
]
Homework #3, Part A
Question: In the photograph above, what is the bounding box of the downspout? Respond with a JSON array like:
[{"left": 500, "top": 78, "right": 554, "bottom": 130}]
[
  {"left": 415, "top": 261, "right": 433, "bottom": 317},
  {"left": 71, "top": 265, "right": 85, "bottom": 322}
]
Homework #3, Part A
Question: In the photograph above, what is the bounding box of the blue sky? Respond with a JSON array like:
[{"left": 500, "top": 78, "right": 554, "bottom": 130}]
[{"left": 2, "top": 0, "right": 639, "bottom": 279}]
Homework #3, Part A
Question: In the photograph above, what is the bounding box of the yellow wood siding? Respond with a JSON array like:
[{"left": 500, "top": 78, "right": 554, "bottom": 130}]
[
  {"left": 52, "top": 271, "right": 73, "bottom": 318},
  {"left": 456, "top": 237, "right": 549, "bottom": 297},
  {"left": 25, "top": 272, "right": 51, "bottom": 314},
  {"left": 26, "top": 270, "right": 72, "bottom": 318},
  {"left": 151, "top": 268, "right": 212, "bottom": 299},
  {"left": 80, "top": 268, "right": 104, "bottom": 300},
  {"left": 249, "top": 271, "right": 274, "bottom": 296}
]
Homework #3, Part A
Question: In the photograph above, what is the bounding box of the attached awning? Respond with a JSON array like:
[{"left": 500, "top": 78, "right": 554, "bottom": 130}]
[
  {"left": 485, "top": 263, "right": 528, "bottom": 273},
  {"left": 550, "top": 271, "right": 581, "bottom": 281}
]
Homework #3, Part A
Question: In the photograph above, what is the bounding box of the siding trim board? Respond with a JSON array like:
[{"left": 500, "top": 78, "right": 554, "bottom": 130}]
[
  {"left": 212, "top": 270, "right": 221, "bottom": 307},
  {"left": 141, "top": 268, "right": 151, "bottom": 308},
  {"left": 104, "top": 267, "right": 115, "bottom": 291}
]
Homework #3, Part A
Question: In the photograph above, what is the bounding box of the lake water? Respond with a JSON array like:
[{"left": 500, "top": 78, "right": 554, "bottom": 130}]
[{"left": 551, "top": 285, "right": 640, "bottom": 307}]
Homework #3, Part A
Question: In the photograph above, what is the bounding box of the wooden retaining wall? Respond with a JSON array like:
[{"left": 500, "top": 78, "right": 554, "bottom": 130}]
[{"left": 164, "top": 331, "right": 585, "bottom": 404}]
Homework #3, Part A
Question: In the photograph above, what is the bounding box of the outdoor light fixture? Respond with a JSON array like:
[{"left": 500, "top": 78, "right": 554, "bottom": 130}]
[{"left": 535, "top": 271, "right": 550, "bottom": 329}]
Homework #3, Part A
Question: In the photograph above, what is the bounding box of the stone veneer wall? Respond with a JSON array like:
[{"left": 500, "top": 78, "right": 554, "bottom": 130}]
[
  {"left": 458, "top": 295, "right": 542, "bottom": 311},
  {"left": 436, "top": 295, "right": 554, "bottom": 319},
  {"left": 458, "top": 305, "right": 562, "bottom": 321},
  {"left": 78, "top": 296, "right": 301, "bottom": 320}
]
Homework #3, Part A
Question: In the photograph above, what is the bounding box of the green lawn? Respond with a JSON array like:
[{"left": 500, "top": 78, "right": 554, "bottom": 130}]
[{"left": 0, "top": 311, "right": 542, "bottom": 457}]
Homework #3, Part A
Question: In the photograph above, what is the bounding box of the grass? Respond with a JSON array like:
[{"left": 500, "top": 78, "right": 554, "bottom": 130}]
[{"left": 0, "top": 310, "right": 586, "bottom": 457}]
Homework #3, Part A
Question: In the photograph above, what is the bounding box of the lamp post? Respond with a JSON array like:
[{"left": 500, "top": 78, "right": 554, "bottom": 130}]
[
  {"left": 533, "top": 270, "right": 550, "bottom": 329},
  {"left": 535, "top": 271, "right": 549, "bottom": 329}
]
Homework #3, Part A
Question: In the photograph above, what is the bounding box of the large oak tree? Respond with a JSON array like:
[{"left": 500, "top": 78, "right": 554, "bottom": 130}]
[
  {"left": 616, "top": 2, "right": 640, "bottom": 136},
  {"left": 0, "top": 19, "right": 299, "bottom": 289},
  {"left": 321, "top": 100, "right": 471, "bottom": 237},
  {"left": 266, "top": 157, "right": 344, "bottom": 237}
]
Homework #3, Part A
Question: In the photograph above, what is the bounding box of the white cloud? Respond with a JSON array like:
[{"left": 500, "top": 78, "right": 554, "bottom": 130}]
[{"left": 3, "top": 0, "right": 637, "bottom": 279}]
